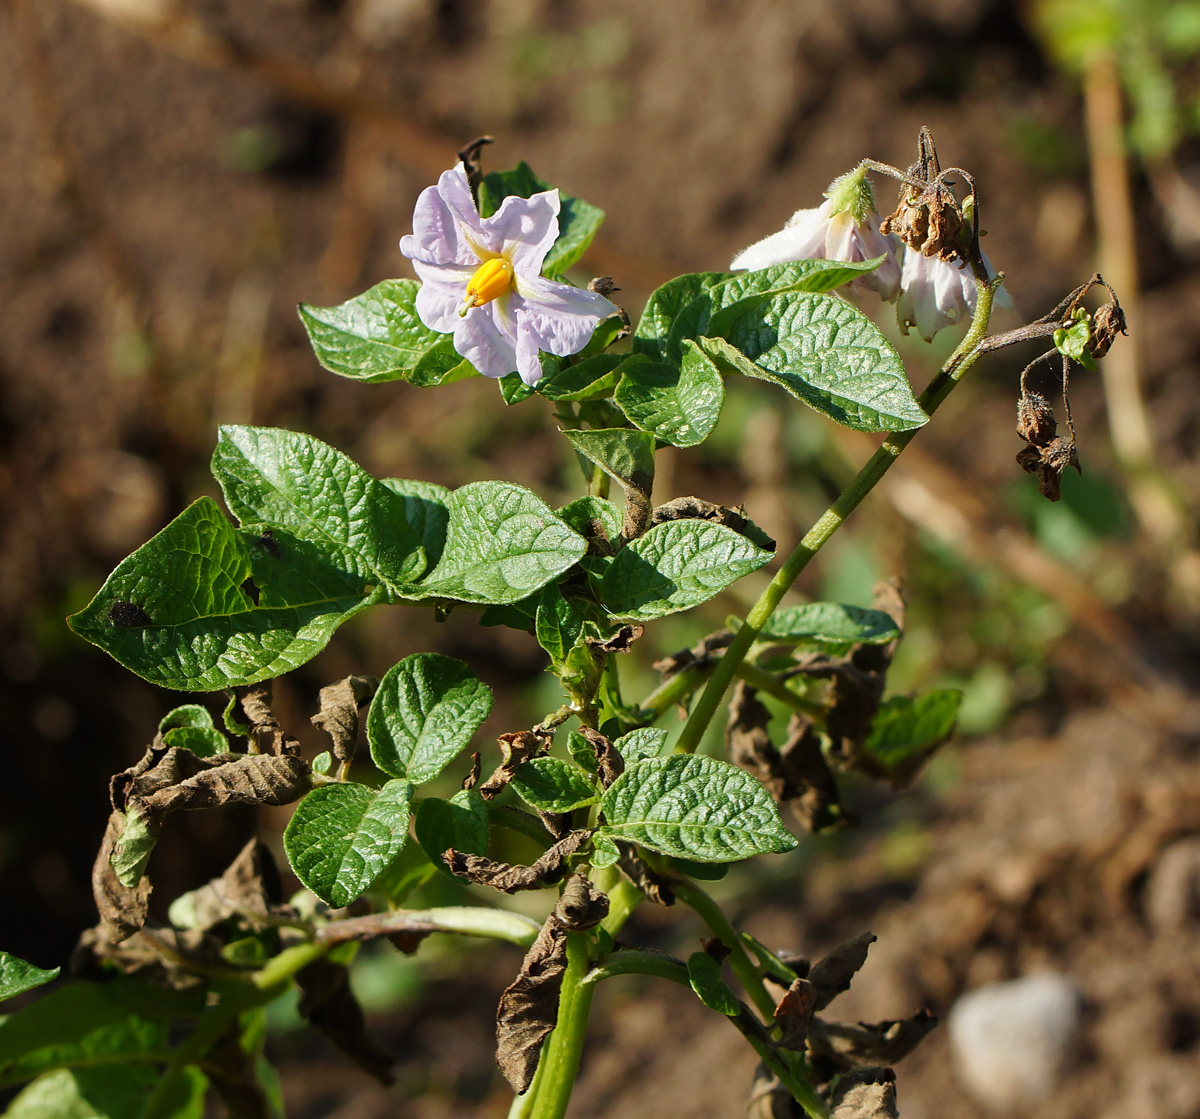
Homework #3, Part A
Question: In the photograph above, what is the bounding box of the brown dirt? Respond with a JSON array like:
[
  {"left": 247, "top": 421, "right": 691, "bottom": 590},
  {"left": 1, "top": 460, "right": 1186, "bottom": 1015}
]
[{"left": 3, "top": 0, "right": 1200, "bottom": 1116}]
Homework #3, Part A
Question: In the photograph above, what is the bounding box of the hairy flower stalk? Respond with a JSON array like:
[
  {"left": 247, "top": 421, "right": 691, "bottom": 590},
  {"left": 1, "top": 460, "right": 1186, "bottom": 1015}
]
[
  {"left": 730, "top": 166, "right": 901, "bottom": 301},
  {"left": 401, "top": 166, "right": 616, "bottom": 385}
]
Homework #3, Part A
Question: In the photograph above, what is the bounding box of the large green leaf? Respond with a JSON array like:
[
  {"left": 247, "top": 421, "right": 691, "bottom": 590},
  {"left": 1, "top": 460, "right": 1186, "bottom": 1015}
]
[
  {"left": 298, "top": 278, "right": 475, "bottom": 386},
  {"left": 379, "top": 478, "right": 451, "bottom": 571},
  {"left": 510, "top": 756, "right": 600, "bottom": 814},
  {"left": 613, "top": 342, "right": 724, "bottom": 448},
  {"left": 597, "top": 520, "right": 773, "bottom": 621},
  {"left": 758, "top": 602, "right": 901, "bottom": 650},
  {"left": 367, "top": 653, "right": 493, "bottom": 783},
  {"left": 398, "top": 482, "right": 587, "bottom": 605},
  {"left": 0, "top": 954, "right": 58, "bottom": 1006},
  {"left": 0, "top": 983, "right": 176, "bottom": 1090},
  {"left": 536, "top": 354, "right": 626, "bottom": 402},
  {"left": 534, "top": 585, "right": 586, "bottom": 665},
  {"left": 4, "top": 1065, "right": 207, "bottom": 1119},
  {"left": 283, "top": 779, "right": 414, "bottom": 908},
  {"left": 69, "top": 498, "right": 380, "bottom": 691},
  {"left": 561, "top": 428, "right": 656, "bottom": 497},
  {"left": 632, "top": 272, "right": 728, "bottom": 363},
  {"left": 598, "top": 755, "right": 797, "bottom": 862},
  {"left": 698, "top": 289, "right": 928, "bottom": 432},
  {"left": 612, "top": 727, "right": 668, "bottom": 763},
  {"left": 213, "top": 426, "right": 427, "bottom": 590},
  {"left": 477, "top": 162, "right": 605, "bottom": 276}
]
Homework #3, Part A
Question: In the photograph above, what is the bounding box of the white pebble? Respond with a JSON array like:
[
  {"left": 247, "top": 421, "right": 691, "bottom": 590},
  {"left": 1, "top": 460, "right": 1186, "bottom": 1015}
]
[{"left": 948, "top": 972, "right": 1083, "bottom": 1110}]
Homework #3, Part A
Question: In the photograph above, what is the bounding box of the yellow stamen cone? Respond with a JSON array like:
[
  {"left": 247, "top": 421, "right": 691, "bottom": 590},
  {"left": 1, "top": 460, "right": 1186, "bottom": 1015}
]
[{"left": 462, "top": 258, "right": 514, "bottom": 313}]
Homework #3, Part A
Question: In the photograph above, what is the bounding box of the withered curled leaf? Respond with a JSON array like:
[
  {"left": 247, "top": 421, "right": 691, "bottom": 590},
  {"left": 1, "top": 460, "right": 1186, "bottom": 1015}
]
[
  {"left": 651, "top": 496, "right": 776, "bottom": 552},
  {"left": 615, "top": 840, "right": 675, "bottom": 906},
  {"left": 91, "top": 811, "right": 153, "bottom": 942},
  {"left": 828, "top": 1066, "right": 899, "bottom": 1119},
  {"left": 496, "top": 874, "right": 609, "bottom": 1093},
  {"left": 296, "top": 957, "right": 395, "bottom": 1084},
  {"left": 808, "top": 931, "right": 877, "bottom": 1011},
  {"left": 238, "top": 681, "right": 301, "bottom": 756},
  {"left": 479, "top": 731, "right": 544, "bottom": 800},
  {"left": 581, "top": 726, "right": 624, "bottom": 788},
  {"left": 808, "top": 1010, "right": 937, "bottom": 1074},
  {"left": 170, "top": 838, "right": 285, "bottom": 933},
  {"left": 773, "top": 977, "right": 818, "bottom": 1051},
  {"left": 311, "top": 675, "right": 378, "bottom": 770},
  {"left": 444, "top": 829, "right": 592, "bottom": 893}
]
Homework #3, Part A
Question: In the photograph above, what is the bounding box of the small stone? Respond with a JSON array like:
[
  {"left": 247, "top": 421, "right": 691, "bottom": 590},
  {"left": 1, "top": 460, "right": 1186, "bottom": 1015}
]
[
  {"left": 948, "top": 972, "right": 1083, "bottom": 1110},
  {"left": 1144, "top": 837, "right": 1200, "bottom": 933}
]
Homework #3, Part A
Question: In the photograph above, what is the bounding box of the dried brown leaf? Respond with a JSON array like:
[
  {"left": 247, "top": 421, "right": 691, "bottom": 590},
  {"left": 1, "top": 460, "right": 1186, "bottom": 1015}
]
[
  {"left": 587, "top": 623, "right": 644, "bottom": 654},
  {"left": 779, "top": 715, "right": 850, "bottom": 832},
  {"left": 828, "top": 1067, "right": 899, "bottom": 1119},
  {"left": 207, "top": 1021, "right": 273, "bottom": 1119},
  {"left": 808, "top": 1011, "right": 937, "bottom": 1073},
  {"left": 238, "top": 681, "right": 301, "bottom": 756},
  {"left": 141, "top": 754, "right": 309, "bottom": 814},
  {"left": 809, "top": 932, "right": 876, "bottom": 1011},
  {"left": 310, "top": 675, "right": 377, "bottom": 770},
  {"left": 478, "top": 731, "right": 544, "bottom": 800},
  {"left": 1089, "top": 301, "right": 1127, "bottom": 360},
  {"left": 652, "top": 628, "right": 734, "bottom": 679},
  {"left": 495, "top": 873, "right": 609, "bottom": 1093},
  {"left": 581, "top": 727, "right": 624, "bottom": 788},
  {"left": 773, "top": 977, "right": 818, "bottom": 1050},
  {"left": 444, "top": 830, "right": 593, "bottom": 893},
  {"left": 296, "top": 957, "right": 395, "bottom": 1084},
  {"left": 171, "top": 838, "right": 285, "bottom": 933},
  {"left": 615, "top": 841, "right": 675, "bottom": 906},
  {"left": 72, "top": 924, "right": 219, "bottom": 987},
  {"left": 651, "top": 497, "right": 776, "bottom": 551}
]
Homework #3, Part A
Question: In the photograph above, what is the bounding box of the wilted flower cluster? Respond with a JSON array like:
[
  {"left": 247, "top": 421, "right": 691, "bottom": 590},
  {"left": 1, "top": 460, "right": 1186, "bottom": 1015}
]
[
  {"left": 730, "top": 165, "right": 1001, "bottom": 342},
  {"left": 401, "top": 166, "right": 616, "bottom": 386}
]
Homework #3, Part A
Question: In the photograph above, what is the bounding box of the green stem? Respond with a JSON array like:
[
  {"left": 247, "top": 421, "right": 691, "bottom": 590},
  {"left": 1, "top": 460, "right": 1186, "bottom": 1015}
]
[
  {"left": 527, "top": 932, "right": 595, "bottom": 1119},
  {"left": 599, "top": 876, "right": 643, "bottom": 938},
  {"left": 673, "top": 880, "right": 775, "bottom": 1021},
  {"left": 674, "top": 279, "right": 999, "bottom": 754},
  {"left": 731, "top": 1009, "right": 829, "bottom": 1119}
]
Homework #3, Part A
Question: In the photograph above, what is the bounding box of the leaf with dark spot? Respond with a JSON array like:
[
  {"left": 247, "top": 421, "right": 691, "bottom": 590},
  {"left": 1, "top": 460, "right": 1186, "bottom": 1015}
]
[
  {"left": 828, "top": 1067, "right": 899, "bottom": 1119},
  {"left": 107, "top": 600, "right": 151, "bottom": 628},
  {"left": 478, "top": 731, "right": 544, "bottom": 800},
  {"left": 496, "top": 873, "right": 609, "bottom": 1093},
  {"left": 311, "top": 675, "right": 378, "bottom": 770},
  {"left": 240, "top": 577, "right": 261, "bottom": 606},
  {"left": 586, "top": 624, "right": 644, "bottom": 654},
  {"left": 651, "top": 496, "right": 775, "bottom": 551},
  {"left": 809, "top": 932, "right": 876, "bottom": 1010},
  {"left": 808, "top": 1011, "right": 937, "bottom": 1074},
  {"left": 296, "top": 957, "right": 395, "bottom": 1084},
  {"left": 444, "top": 830, "right": 592, "bottom": 893}
]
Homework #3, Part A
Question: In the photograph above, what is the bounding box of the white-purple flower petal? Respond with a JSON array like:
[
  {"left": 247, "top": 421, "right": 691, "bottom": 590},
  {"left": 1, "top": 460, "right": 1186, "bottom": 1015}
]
[{"left": 399, "top": 166, "right": 615, "bottom": 385}]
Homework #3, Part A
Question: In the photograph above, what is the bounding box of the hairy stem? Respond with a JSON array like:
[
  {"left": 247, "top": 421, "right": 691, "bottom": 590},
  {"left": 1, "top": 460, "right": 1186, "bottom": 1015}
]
[
  {"left": 674, "top": 279, "right": 999, "bottom": 754},
  {"left": 527, "top": 932, "right": 595, "bottom": 1119}
]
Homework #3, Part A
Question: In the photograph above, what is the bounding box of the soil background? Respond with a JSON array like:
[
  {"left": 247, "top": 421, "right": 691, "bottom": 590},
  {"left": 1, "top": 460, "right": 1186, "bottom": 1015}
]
[{"left": 3, "top": 0, "right": 1200, "bottom": 1117}]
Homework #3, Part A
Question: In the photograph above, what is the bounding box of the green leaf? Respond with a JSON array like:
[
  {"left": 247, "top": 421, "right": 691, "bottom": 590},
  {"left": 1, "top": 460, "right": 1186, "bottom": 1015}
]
[
  {"left": 667, "top": 856, "right": 728, "bottom": 881},
  {"left": 0, "top": 983, "right": 175, "bottom": 1091},
  {"left": 283, "top": 779, "right": 414, "bottom": 908},
  {"left": 479, "top": 595, "right": 539, "bottom": 632},
  {"left": 535, "top": 585, "right": 586, "bottom": 664},
  {"left": 632, "top": 272, "right": 728, "bottom": 363},
  {"left": 68, "top": 498, "right": 380, "bottom": 691},
  {"left": 698, "top": 288, "right": 928, "bottom": 432},
  {"left": 577, "top": 313, "right": 628, "bottom": 360},
  {"left": 379, "top": 478, "right": 451, "bottom": 571},
  {"left": 298, "top": 279, "right": 475, "bottom": 385},
  {"left": 556, "top": 496, "right": 621, "bottom": 545},
  {"left": 861, "top": 690, "right": 962, "bottom": 787},
  {"left": 613, "top": 342, "right": 724, "bottom": 448},
  {"left": 0, "top": 954, "right": 58, "bottom": 1005},
  {"left": 612, "top": 727, "right": 667, "bottom": 762},
  {"left": 213, "top": 425, "right": 427, "bottom": 590},
  {"left": 498, "top": 371, "right": 537, "bottom": 405},
  {"left": 367, "top": 653, "right": 493, "bottom": 783},
  {"left": 758, "top": 602, "right": 900, "bottom": 650},
  {"left": 536, "top": 354, "right": 626, "bottom": 401},
  {"left": 408, "top": 334, "right": 477, "bottom": 388},
  {"left": 1053, "top": 308, "right": 1097, "bottom": 370},
  {"left": 156, "top": 704, "right": 228, "bottom": 757},
  {"left": 597, "top": 520, "right": 773, "bottom": 622},
  {"left": 561, "top": 428, "right": 656, "bottom": 497},
  {"left": 478, "top": 162, "right": 605, "bottom": 276},
  {"left": 567, "top": 729, "right": 599, "bottom": 774},
  {"left": 4, "top": 1065, "right": 207, "bottom": 1119},
  {"left": 667, "top": 258, "right": 889, "bottom": 358},
  {"left": 510, "top": 756, "right": 600, "bottom": 813},
  {"left": 598, "top": 755, "right": 797, "bottom": 863},
  {"left": 110, "top": 809, "right": 156, "bottom": 889},
  {"left": 399, "top": 482, "right": 587, "bottom": 605},
  {"left": 591, "top": 834, "right": 620, "bottom": 868},
  {"left": 686, "top": 951, "right": 740, "bottom": 1016},
  {"left": 415, "top": 789, "right": 490, "bottom": 877}
]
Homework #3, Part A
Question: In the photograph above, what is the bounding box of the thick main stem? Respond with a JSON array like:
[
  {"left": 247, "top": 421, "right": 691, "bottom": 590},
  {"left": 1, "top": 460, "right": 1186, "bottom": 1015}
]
[
  {"left": 527, "top": 933, "right": 595, "bottom": 1119},
  {"left": 674, "top": 280, "right": 999, "bottom": 754}
]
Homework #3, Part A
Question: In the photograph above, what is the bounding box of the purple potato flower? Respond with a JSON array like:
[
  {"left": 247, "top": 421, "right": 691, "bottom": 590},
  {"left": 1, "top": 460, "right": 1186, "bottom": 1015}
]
[
  {"left": 400, "top": 166, "right": 616, "bottom": 386},
  {"left": 730, "top": 168, "right": 901, "bottom": 302}
]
